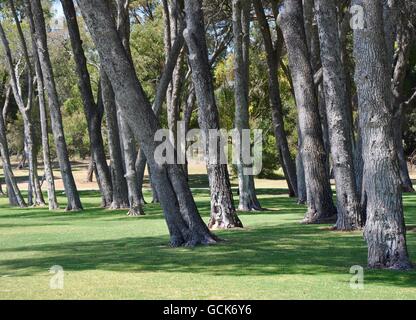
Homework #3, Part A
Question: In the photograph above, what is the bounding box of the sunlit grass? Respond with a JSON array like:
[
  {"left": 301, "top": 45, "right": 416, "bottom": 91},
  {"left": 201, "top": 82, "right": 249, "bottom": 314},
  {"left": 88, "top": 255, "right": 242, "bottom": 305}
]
[{"left": 0, "top": 184, "right": 415, "bottom": 299}]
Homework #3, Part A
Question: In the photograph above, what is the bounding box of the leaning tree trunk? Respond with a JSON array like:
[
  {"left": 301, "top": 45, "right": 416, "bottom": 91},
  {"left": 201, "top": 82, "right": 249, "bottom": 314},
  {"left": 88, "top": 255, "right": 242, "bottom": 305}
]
[
  {"left": 77, "top": 0, "right": 217, "bottom": 247},
  {"left": 101, "top": 71, "right": 130, "bottom": 210},
  {"left": 29, "top": 0, "right": 82, "bottom": 211},
  {"left": 115, "top": 0, "right": 145, "bottom": 216},
  {"left": 353, "top": 0, "right": 412, "bottom": 269},
  {"left": 253, "top": 0, "right": 298, "bottom": 198},
  {"left": 164, "top": 0, "right": 184, "bottom": 150},
  {"left": 61, "top": 0, "right": 113, "bottom": 207},
  {"left": 25, "top": 1, "right": 58, "bottom": 210},
  {"left": 0, "top": 81, "right": 26, "bottom": 207},
  {"left": 117, "top": 111, "right": 144, "bottom": 216},
  {"left": 233, "top": 0, "right": 262, "bottom": 211},
  {"left": 315, "top": 0, "right": 361, "bottom": 230},
  {"left": 184, "top": 0, "right": 243, "bottom": 229},
  {"left": 278, "top": 0, "right": 336, "bottom": 224}
]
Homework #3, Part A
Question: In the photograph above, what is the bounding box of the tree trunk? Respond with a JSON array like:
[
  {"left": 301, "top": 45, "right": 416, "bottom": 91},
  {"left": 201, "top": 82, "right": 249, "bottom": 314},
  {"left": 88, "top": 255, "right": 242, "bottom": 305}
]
[
  {"left": 77, "top": 0, "right": 217, "bottom": 246},
  {"left": 25, "top": 1, "right": 59, "bottom": 210},
  {"left": 184, "top": 0, "right": 243, "bottom": 229},
  {"left": 22, "top": 114, "right": 45, "bottom": 206},
  {"left": 101, "top": 71, "right": 130, "bottom": 210},
  {"left": 315, "top": 0, "right": 361, "bottom": 230},
  {"left": 278, "top": 0, "right": 336, "bottom": 224},
  {"left": 117, "top": 111, "right": 145, "bottom": 216},
  {"left": 296, "top": 136, "right": 307, "bottom": 204},
  {"left": 134, "top": 7, "right": 186, "bottom": 202},
  {"left": 353, "top": 0, "right": 412, "bottom": 269},
  {"left": 0, "top": 80, "right": 26, "bottom": 207},
  {"left": 1, "top": 1, "right": 45, "bottom": 207},
  {"left": 29, "top": 0, "right": 82, "bottom": 211},
  {"left": 233, "top": 0, "right": 262, "bottom": 211},
  {"left": 115, "top": 0, "right": 145, "bottom": 216},
  {"left": 164, "top": 0, "right": 184, "bottom": 150},
  {"left": 391, "top": 21, "right": 415, "bottom": 192},
  {"left": 61, "top": 0, "right": 113, "bottom": 207},
  {"left": 135, "top": 149, "right": 147, "bottom": 205},
  {"left": 253, "top": 0, "right": 298, "bottom": 198}
]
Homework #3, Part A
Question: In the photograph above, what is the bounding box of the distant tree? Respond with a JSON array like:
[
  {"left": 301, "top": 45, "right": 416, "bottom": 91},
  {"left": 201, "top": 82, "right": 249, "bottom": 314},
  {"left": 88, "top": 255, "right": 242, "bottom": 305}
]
[
  {"left": 232, "top": 0, "right": 262, "bottom": 211},
  {"left": 252, "top": 0, "right": 299, "bottom": 200}
]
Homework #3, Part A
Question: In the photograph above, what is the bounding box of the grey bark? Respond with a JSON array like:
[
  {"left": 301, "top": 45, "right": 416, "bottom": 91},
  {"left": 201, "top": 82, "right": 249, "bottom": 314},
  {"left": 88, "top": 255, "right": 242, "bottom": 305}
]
[
  {"left": 4, "top": 0, "right": 45, "bottom": 206},
  {"left": 29, "top": 0, "right": 82, "bottom": 211},
  {"left": 25, "top": 1, "right": 59, "bottom": 210},
  {"left": 165, "top": 0, "right": 184, "bottom": 149},
  {"left": 391, "top": 17, "right": 415, "bottom": 192},
  {"left": 61, "top": 0, "right": 113, "bottom": 207},
  {"left": 278, "top": 0, "right": 337, "bottom": 224},
  {"left": 136, "top": 4, "right": 186, "bottom": 203},
  {"left": 233, "top": 0, "right": 262, "bottom": 211},
  {"left": 101, "top": 70, "right": 130, "bottom": 210},
  {"left": 0, "top": 79, "right": 26, "bottom": 207},
  {"left": 353, "top": 0, "right": 412, "bottom": 269},
  {"left": 118, "top": 111, "right": 145, "bottom": 216},
  {"left": 77, "top": 0, "right": 217, "bottom": 246},
  {"left": 252, "top": 0, "right": 298, "bottom": 199},
  {"left": 184, "top": 0, "right": 243, "bottom": 229},
  {"left": 115, "top": 0, "right": 145, "bottom": 216},
  {"left": 315, "top": 0, "right": 361, "bottom": 230}
]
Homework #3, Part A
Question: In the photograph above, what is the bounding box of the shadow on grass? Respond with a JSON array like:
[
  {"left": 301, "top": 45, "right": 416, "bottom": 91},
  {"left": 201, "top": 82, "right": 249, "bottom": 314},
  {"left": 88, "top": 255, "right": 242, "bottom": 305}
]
[
  {"left": 1, "top": 220, "right": 415, "bottom": 290},
  {"left": 0, "top": 189, "right": 415, "bottom": 291}
]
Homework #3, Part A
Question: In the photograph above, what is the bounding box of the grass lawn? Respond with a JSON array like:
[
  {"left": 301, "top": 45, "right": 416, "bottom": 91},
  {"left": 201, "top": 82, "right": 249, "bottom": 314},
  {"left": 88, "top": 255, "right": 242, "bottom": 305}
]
[{"left": 0, "top": 185, "right": 415, "bottom": 300}]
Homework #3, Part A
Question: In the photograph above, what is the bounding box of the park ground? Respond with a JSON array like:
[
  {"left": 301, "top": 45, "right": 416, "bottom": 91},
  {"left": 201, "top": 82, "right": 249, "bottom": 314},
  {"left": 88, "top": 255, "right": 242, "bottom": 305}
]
[{"left": 0, "top": 161, "right": 415, "bottom": 300}]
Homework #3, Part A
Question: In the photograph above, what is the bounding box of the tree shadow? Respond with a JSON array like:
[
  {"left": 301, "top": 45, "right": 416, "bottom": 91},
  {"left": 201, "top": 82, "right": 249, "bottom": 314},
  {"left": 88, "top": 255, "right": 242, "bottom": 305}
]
[{"left": 1, "top": 219, "right": 415, "bottom": 289}]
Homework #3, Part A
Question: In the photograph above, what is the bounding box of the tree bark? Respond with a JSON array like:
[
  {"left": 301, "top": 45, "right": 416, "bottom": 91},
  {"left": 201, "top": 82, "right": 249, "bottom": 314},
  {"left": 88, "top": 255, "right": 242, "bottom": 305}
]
[
  {"left": 29, "top": 0, "right": 82, "bottom": 211},
  {"left": 353, "top": 0, "right": 412, "bottom": 269},
  {"left": 25, "top": 1, "right": 59, "bottom": 210},
  {"left": 118, "top": 111, "right": 145, "bottom": 216},
  {"left": 115, "top": 0, "right": 145, "bottom": 216},
  {"left": 233, "top": 0, "right": 262, "bottom": 211},
  {"left": 184, "top": 0, "right": 243, "bottom": 229},
  {"left": 101, "top": 70, "right": 130, "bottom": 210},
  {"left": 278, "top": 0, "right": 336, "bottom": 224},
  {"left": 77, "top": 0, "right": 217, "bottom": 246},
  {"left": 61, "top": 0, "right": 113, "bottom": 207},
  {"left": 3, "top": 0, "right": 45, "bottom": 206},
  {"left": 0, "top": 80, "right": 26, "bottom": 207},
  {"left": 134, "top": 13, "right": 186, "bottom": 201},
  {"left": 391, "top": 20, "right": 415, "bottom": 192},
  {"left": 315, "top": 0, "right": 361, "bottom": 230}
]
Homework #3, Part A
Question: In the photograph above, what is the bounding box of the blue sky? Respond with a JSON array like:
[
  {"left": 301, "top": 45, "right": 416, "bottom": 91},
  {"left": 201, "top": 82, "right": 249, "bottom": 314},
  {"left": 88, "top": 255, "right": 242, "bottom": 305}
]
[{"left": 52, "top": 1, "right": 64, "bottom": 18}]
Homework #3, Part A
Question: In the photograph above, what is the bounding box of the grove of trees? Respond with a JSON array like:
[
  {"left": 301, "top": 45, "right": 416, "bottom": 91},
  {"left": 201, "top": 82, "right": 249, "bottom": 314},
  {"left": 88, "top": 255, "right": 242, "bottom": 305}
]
[{"left": 0, "top": 0, "right": 415, "bottom": 269}]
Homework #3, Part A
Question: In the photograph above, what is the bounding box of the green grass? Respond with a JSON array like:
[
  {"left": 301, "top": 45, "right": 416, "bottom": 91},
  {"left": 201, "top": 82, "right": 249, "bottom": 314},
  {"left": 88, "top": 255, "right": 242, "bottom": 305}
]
[{"left": 0, "top": 187, "right": 415, "bottom": 300}]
